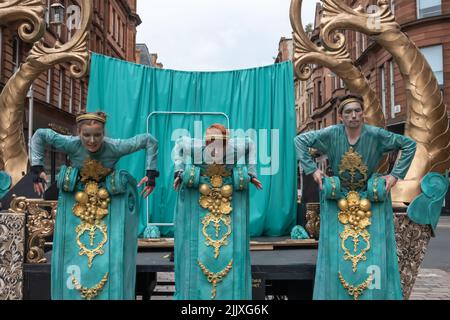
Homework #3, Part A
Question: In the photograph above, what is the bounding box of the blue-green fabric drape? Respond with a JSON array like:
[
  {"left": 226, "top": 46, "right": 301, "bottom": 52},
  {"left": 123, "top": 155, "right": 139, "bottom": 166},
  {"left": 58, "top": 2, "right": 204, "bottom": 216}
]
[{"left": 87, "top": 53, "right": 297, "bottom": 237}]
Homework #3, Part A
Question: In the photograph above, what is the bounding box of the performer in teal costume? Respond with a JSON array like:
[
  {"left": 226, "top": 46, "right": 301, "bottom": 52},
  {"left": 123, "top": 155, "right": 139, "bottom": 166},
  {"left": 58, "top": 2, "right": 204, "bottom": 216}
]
[
  {"left": 30, "top": 112, "right": 159, "bottom": 300},
  {"left": 295, "top": 94, "right": 416, "bottom": 300},
  {"left": 172, "top": 124, "right": 262, "bottom": 300}
]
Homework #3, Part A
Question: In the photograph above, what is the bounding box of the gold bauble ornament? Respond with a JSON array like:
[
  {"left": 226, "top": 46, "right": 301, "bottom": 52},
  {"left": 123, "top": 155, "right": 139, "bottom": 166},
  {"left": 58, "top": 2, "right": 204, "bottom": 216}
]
[
  {"left": 221, "top": 185, "right": 233, "bottom": 198},
  {"left": 75, "top": 192, "right": 89, "bottom": 204},
  {"left": 360, "top": 199, "right": 371, "bottom": 211},
  {"left": 199, "top": 184, "right": 211, "bottom": 196},
  {"left": 98, "top": 188, "right": 109, "bottom": 200},
  {"left": 338, "top": 199, "right": 348, "bottom": 211}
]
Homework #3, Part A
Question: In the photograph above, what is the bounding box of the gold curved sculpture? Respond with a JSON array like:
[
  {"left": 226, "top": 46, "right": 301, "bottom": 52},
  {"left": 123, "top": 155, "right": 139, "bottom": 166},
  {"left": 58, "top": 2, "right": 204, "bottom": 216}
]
[
  {"left": 0, "top": 0, "right": 92, "bottom": 186},
  {"left": 290, "top": 0, "right": 389, "bottom": 172},
  {"left": 318, "top": 0, "right": 450, "bottom": 203},
  {"left": 0, "top": 0, "right": 45, "bottom": 43}
]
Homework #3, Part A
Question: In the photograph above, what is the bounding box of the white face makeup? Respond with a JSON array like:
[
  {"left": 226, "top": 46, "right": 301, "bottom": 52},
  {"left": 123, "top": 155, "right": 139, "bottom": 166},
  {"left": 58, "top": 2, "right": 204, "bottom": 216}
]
[
  {"left": 340, "top": 102, "right": 364, "bottom": 129},
  {"left": 78, "top": 122, "right": 105, "bottom": 153}
]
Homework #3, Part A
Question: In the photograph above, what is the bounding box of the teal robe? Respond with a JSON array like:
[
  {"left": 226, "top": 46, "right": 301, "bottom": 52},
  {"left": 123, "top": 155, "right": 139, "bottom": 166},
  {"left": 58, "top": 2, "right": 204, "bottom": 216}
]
[
  {"left": 30, "top": 129, "right": 158, "bottom": 300},
  {"left": 295, "top": 124, "right": 416, "bottom": 300},
  {"left": 173, "top": 137, "right": 255, "bottom": 300}
]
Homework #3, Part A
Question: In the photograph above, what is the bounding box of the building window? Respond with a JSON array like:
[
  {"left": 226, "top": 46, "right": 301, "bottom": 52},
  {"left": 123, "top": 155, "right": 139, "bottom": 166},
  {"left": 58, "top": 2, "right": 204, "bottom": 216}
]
[
  {"left": 79, "top": 80, "right": 84, "bottom": 113},
  {"left": 389, "top": 61, "right": 396, "bottom": 118},
  {"left": 420, "top": 45, "right": 444, "bottom": 86},
  {"left": 58, "top": 68, "right": 64, "bottom": 109},
  {"left": 318, "top": 81, "right": 323, "bottom": 106},
  {"left": 69, "top": 78, "right": 74, "bottom": 113},
  {"left": 417, "top": 0, "right": 441, "bottom": 19},
  {"left": 308, "top": 92, "right": 313, "bottom": 116},
  {"left": 46, "top": 69, "right": 52, "bottom": 104},
  {"left": 380, "top": 65, "right": 387, "bottom": 117},
  {"left": 390, "top": 0, "right": 395, "bottom": 14},
  {"left": 355, "top": 32, "right": 360, "bottom": 57},
  {"left": 12, "top": 37, "right": 20, "bottom": 73}
]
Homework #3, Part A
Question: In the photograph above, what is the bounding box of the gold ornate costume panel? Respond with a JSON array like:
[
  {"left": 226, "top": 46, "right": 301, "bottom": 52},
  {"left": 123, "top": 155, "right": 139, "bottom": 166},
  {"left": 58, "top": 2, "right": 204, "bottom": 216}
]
[
  {"left": 197, "top": 164, "right": 234, "bottom": 299},
  {"left": 70, "top": 159, "right": 112, "bottom": 299}
]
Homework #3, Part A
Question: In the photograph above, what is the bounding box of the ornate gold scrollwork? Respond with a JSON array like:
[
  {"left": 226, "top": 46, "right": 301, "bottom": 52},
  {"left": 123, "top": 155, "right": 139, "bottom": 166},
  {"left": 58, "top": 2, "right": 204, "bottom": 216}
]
[
  {"left": 72, "top": 160, "right": 111, "bottom": 269},
  {"left": 338, "top": 192, "right": 373, "bottom": 272},
  {"left": 10, "top": 196, "right": 57, "bottom": 264},
  {"left": 197, "top": 164, "right": 235, "bottom": 298},
  {"left": 197, "top": 259, "right": 233, "bottom": 300},
  {"left": 339, "top": 147, "right": 368, "bottom": 191},
  {"left": 70, "top": 160, "right": 111, "bottom": 299},
  {"left": 0, "top": 0, "right": 93, "bottom": 186},
  {"left": 305, "top": 203, "right": 320, "bottom": 240},
  {"left": 339, "top": 271, "right": 374, "bottom": 300},
  {"left": 199, "top": 165, "right": 233, "bottom": 258},
  {"left": 71, "top": 272, "right": 109, "bottom": 300}
]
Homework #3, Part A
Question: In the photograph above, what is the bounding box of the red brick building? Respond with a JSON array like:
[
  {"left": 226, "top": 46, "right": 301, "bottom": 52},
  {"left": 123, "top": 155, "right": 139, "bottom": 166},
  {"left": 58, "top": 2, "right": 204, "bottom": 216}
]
[{"left": 0, "top": 0, "right": 141, "bottom": 176}]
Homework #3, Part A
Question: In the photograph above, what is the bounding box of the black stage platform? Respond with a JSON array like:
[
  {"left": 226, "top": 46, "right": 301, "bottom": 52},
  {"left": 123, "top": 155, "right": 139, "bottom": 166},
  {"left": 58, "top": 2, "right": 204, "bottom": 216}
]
[{"left": 23, "top": 242, "right": 318, "bottom": 300}]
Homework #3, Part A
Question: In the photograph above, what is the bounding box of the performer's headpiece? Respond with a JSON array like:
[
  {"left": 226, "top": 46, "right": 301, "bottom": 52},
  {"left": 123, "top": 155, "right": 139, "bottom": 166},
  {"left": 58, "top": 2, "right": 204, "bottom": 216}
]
[
  {"left": 205, "top": 133, "right": 229, "bottom": 142},
  {"left": 76, "top": 112, "right": 107, "bottom": 124},
  {"left": 337, "top": 95, "right": 364, "bottom": 114},
  {"left": 206, "top": 124, "right": 229, "bottom": 143}
]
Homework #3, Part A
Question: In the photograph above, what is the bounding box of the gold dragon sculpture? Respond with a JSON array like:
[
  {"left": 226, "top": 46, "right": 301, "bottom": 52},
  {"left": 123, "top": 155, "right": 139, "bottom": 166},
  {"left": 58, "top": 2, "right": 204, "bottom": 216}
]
[{"left": 0, "top": 0, "right": 92, "bottom": 186}]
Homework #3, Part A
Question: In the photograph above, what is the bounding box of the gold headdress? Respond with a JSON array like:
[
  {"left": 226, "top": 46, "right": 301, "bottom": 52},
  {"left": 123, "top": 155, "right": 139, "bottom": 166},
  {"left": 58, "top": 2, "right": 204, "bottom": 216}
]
[
  {"left": 205, "top": 134, "right": 229, "bottom": 142},
  {"left": 338, "top": 98, "right": 364, "bottom": 114},
  {"left": 76, "top": 113, "right": 107, "bottom": 124}
]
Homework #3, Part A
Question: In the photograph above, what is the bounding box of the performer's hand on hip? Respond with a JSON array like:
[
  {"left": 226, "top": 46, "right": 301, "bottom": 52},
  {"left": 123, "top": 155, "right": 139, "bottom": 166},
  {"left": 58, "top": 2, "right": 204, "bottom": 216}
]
[
  {"left": 313, "top": 169, "right": 325, "bottom": 190},
  {"left": 382, "top": 174, "right": 398, "bottom": 192},
  {"left": 173, "top": 177, "right": 182, "bottom": 190},
  {"left": 138, "top": 176, "right": 155, "bottom": 198},
  {"left": 250, "top": 177, "right": 263, "bottom": 190}
]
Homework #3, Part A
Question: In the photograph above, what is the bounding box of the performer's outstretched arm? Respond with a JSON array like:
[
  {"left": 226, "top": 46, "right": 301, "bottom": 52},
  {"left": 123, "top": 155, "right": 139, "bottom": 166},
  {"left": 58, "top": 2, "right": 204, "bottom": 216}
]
[
  {"left": 30, "top": 128, "right": 79, "bottom": 167},
  {"left": 245, "top": 138, "right": 262, "bottom": 190},
  {"left": 30, "top": 129, "right": 80, "bottom": 195},
  {"left": 172, "top": 137, "right": 188, "bottom": 190}
]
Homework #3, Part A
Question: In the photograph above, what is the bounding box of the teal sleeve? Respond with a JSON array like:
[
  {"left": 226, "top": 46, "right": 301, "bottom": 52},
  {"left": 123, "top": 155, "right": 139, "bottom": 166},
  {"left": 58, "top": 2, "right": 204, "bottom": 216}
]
[
  {"left": 111, "top": 133, "right": 159, "bottom": 170},
  {"left": 294, "top": 129, "right": 330, "bottom": 175},
  {"left": 246, "top": 137, "right": 257, "bottom": 177},
  {"left": 30, "top": 129, "right": 79, "bottom": 166},
  {"left": 173, "top": 137, "right": 187, "bottom": 174},
  {"left": 377, "top": 128, "right": 417, "bottom": 180}
]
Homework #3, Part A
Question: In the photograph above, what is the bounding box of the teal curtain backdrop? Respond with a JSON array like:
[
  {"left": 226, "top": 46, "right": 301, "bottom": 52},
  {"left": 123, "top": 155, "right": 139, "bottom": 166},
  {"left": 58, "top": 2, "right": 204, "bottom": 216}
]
[{"left": 86, "top": 53, "right": 297, "bottom": 237}]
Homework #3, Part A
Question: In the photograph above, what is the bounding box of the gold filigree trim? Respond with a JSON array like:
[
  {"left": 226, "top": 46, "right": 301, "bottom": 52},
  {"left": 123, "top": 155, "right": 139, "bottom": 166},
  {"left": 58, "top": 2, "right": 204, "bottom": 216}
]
[
  {"left": 75, "top": 222, "right": 108, "bottom": 268},
  {"left": 80, "top": 159, "right": 112, "bottom": 182},
  {"left": 198, "top": 166, "right": 233, "bottom": 258},
  {"left": 339, "top": 147, "right": 368, "bottom": 191},
  {"left": 339, "top": 271, "right": 373, "bottom": 300},
  {"left": 338, "top": 192, "right": 372, "bottom": 272},
  {"left": 197, "top": 259, "right": 233, "bottom": 300},
  {"left": 203, "top": 164, "right": 231, "bottom": 177},
  {"left": 71, "top": 272, "right": 109, "bottom": 300}
]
